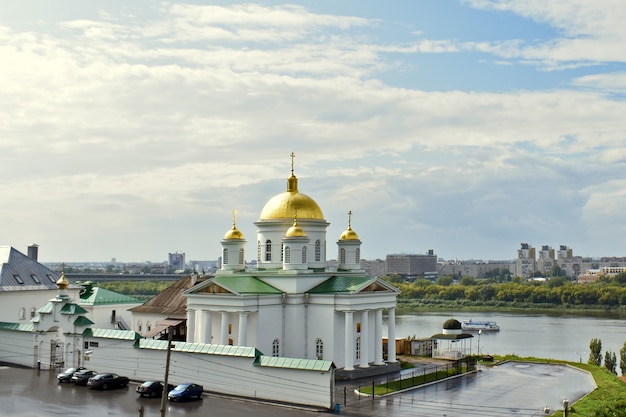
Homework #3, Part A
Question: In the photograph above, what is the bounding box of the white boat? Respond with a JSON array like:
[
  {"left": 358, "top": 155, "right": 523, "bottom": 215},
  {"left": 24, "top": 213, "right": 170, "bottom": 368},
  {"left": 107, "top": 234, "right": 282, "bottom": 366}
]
[{"left": 461, "top": 319, "right": 500, "bottom": 332}]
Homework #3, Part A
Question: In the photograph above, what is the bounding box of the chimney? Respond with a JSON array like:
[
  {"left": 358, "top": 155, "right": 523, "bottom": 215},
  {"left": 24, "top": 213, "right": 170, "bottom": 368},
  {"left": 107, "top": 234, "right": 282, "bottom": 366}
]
[{"left": 27, "top": 244, "right": 39, "bottom": 261}]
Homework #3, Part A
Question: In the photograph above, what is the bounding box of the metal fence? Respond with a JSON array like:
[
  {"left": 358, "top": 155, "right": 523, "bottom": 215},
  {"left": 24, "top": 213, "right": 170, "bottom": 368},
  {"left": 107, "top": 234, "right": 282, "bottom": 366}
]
[{"left": 334, "top": 357, "right": 477, "bottom": 408}]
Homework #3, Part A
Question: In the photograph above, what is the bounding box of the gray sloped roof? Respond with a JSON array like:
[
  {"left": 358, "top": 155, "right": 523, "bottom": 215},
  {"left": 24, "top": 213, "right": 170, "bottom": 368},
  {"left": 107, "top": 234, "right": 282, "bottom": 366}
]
[{"left": 0, "top": 246, "right": 78, "bottom": 292}]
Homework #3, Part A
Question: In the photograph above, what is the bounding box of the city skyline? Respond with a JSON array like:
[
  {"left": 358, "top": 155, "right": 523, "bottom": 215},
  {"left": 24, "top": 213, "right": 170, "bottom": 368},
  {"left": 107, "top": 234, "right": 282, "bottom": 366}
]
[{"left": 2, "top": 1, "right": 626, "bottom": 262}]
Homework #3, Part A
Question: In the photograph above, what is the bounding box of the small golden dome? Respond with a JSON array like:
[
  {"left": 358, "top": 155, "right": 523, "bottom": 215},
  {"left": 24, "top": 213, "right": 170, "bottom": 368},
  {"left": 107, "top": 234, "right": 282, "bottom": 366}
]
[
  {"left": 224, "top": 208, "right": 245, "bottom": 239},
  {"left": 285, "top": 216, "right": 307, "bottom": 237},
  {"left": 340, "top": 227, "right": 359, "bottom": 240},
  {"left": 56, "top": 270, "right": 69, "bottom": 290},
  {"left": 259, "top": 153, "right": 324, "bottom": 220},
  {"left": 339, "top": 210, "right": 359, "bottom": 240},
  {"left": 224, "top": 226, "right": 244, "bottom": 240}
]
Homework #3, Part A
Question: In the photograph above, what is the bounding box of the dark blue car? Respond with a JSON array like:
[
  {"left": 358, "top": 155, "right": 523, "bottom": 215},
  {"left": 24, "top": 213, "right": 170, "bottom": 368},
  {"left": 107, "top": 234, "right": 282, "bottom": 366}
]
[{"left": 167, "top": 383, "right": 203, "bottom": 401}]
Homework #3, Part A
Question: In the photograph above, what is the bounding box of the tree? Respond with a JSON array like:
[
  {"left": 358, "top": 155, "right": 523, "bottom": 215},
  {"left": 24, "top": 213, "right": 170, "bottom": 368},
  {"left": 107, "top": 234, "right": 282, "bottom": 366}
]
[
  {"left": 605, "top": 351, "right": 617, "bottom": 374},
  {"left": 460, "top": 276, "right": 476, "bottom": 286},
  {"left": 435, "top": 276, "right": 453, "bottom": 286},
  {"left": 620, "top": 342, "right": 626, "bottom": 376},
  {"left": 588, "top": 338, "right": 602, "bottom": 366}
]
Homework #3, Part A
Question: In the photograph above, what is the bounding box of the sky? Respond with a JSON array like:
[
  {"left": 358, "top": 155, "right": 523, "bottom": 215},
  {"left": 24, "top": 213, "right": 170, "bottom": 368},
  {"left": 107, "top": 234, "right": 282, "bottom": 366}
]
[{"left": 2, "top": 0, "right": 626, "bottom": 263}]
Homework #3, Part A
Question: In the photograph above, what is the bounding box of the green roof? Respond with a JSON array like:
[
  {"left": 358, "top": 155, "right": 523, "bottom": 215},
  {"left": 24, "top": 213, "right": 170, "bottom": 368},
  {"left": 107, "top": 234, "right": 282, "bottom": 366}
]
[
  {"left": 83, "top": 328, "right": 142, "bottom": 340},
  {"left": 208, "top": 276, "right": 283, "bottom": 295},
  {"left": 139, "top": 339, "right": 261, "bottom": 357},
  {"left": 0, "top": 322, "right": 35, "bottom": 332},
  {"left": 79, "top": 287, "right": 140, "bottom": 305},
  {"left": 36, "top": 302, "right": 54, "bottom": 314},
  {"left": 254, "top": 355, "right": 334, "bottom": 371},
  {"left": 73, "top": 316, "right": 95, "bottom": 326},
  {"left": 308, "top": 276, "right": 377, "bottom": 294},
  {"left": 60, "top": 303, "right": 88, "bottom": 315}
]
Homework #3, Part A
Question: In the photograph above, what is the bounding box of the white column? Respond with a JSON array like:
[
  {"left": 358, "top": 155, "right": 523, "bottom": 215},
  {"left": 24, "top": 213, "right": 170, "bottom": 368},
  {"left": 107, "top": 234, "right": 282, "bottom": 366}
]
[
  {"left": 360, "top": 310, "right": 369, "bottom": 368},
  {"left": 374, "top": 308, "right": 384, "bottom": 365},
  {"left": 220, "top": 312, "right": 229, "bottom": 345},
  {"left": 344, "top": 311, "right": 354, "bottom": 371},
  {"left": 387, "top": 307, "right": 397, "bottom": 363},
  {"left": 238, "top": 312, "right": 248, "bottom": 347},
  {"left": 201, "top": 310, "right": 212, "bottom": 344},
  {"left": 186, "top": 309, "right": 196, "bottom": 343}
]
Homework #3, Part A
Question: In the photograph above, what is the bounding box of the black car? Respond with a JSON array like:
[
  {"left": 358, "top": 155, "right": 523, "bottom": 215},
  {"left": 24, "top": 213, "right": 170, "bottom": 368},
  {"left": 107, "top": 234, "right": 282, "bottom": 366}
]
[
  {"left": 57, "top": 367, "right": 86, "bottom": 383},
  {"left": 87, "top": 373, "right": 129, "bottom": 390},
  {"left": 167, "top": 383, "right": 203, "bottom": 401},
  {"left": 136, "top": 381, "right": 175, "bottom": 398},
  {"left": 71, "top": 369, "right": 98, "bottom": 386}
]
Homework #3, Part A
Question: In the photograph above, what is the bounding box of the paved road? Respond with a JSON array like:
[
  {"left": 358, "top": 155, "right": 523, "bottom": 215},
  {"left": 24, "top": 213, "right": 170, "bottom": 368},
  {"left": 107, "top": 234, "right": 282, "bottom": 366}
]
[{"left": 0, "top": 362, "right": 596, "bottom": 417}]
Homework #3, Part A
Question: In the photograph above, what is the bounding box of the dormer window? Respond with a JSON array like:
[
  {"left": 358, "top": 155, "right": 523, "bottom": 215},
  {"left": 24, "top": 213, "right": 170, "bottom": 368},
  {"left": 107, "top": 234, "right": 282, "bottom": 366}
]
[
  {"left": 14, "top": 275, "right": 24, "bottom": 284},
  {"left": 31, "top": 274, "right": 41, "bottom": 284}
]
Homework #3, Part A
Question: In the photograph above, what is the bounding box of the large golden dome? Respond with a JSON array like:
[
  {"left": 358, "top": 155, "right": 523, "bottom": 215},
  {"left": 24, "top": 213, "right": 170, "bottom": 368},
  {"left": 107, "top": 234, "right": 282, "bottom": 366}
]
[{"left": 259, "top": 174, "right": 324, "bottom": 220}]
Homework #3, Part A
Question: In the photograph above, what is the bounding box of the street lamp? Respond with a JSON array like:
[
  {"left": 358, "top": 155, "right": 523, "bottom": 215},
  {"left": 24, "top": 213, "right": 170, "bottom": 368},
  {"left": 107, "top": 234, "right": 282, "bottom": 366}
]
[
  {"left": 477, "top": 330, "right": 482, "bottom": 356},
  {"left": 575, "top": 352, "right": 582, "bottom": 363}
]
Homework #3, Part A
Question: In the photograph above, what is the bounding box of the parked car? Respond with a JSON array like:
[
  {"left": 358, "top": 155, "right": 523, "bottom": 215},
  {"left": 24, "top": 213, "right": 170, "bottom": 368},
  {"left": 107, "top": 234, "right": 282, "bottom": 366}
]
[
  {"left": 87, "top": 373, "right": 129, "bottom": 390},
  {"left": 71, "top": 369, "right": 98, "bottom": 386},
  {"left": 57, "top": 367, "right": 86, "bottom": 383},
  {"left": 136, "top": 381, "right": 175, "bottom": 398},
  {"left": 167, "top": 383, "right": 203, "bottom": 401}
]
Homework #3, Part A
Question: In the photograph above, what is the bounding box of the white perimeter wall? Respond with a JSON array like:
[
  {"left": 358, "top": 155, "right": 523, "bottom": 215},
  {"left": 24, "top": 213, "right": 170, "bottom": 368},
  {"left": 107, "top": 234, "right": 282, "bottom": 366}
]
[{"left": 0, "top": 328, "right": 334, "bottom": 409}]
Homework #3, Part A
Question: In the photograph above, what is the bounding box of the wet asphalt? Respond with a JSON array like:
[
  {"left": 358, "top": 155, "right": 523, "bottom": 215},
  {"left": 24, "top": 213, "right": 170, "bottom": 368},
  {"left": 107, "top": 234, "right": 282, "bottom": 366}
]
[{"left": 0, "top": 361, "right": 596, "bottom": 417}]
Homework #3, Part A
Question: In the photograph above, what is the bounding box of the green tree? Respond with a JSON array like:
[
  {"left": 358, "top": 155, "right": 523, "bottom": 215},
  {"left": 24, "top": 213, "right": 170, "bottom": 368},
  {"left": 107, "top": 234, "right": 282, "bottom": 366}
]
[
  {"left": 460, "top": 276, "right": 476, "bottom": 286},
  {"left": 605, "top": 351, "right": 617, "bottom": 374},
  {"left": 620, "top": 342, "right": 626, "bottom": 376},
  {"left": 589, "top": 338, "right": 602, "bottom": 366},
  {"left": 435, "top": 276, "right": 453, "bottom": 286}
]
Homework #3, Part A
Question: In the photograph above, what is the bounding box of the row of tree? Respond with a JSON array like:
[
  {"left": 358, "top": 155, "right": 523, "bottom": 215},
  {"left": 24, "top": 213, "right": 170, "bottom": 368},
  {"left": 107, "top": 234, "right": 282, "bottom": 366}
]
[
  {"left": 588, "top": 338, "right": 626, "bottom": 375},
  {"left": 391, "top": 273, "right": 626, "bottom": 307}
]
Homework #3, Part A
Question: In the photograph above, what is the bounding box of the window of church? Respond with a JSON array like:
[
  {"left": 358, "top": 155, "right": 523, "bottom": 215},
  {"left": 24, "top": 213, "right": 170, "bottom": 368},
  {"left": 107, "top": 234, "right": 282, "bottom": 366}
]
[
  {"left": 284, "top": 246, "right": 291, "bottom": 263},
  {"left": 228, "top": 338, "right": 234, "bottom": 346},
  {"left": 30, "top": 307, "right": 36, "bottom": 318},
  {"left": 340, "top": 248, "right": 346, "bottom": 264},
  {"left": 302, "top": 247, "right": 307, "bottom": 263},
  {"left": 265, "top": 240, "right": 272, "bottom": 262},
  {"left": 228, "top": 324, "right": 232, "bottom": 334},
  {"left": 356, "top": 336, "right": 361, "bottom": 360},
  {"left": 281, "top": 243, "right": 284, "bottom": 262},
  {"left": 356, "top": 248, "right": 360, "bottom": 263},
  {"left": 257, "top": 241, "right": 261, "bottom": 262},
  {"left": 223, "top": 248, "right": 229, "bottom": 265},
  {"left": 315, "top": 338, "right": 323, "bottom": 360},
  {"left": 18, "top": 307, "right": 26, "bottom": 320},
  {"left": 239, "top": 248, "right": 244, "bottom": 264},
  {"left": 356, "top": 322, "right": 361, "bottom": 333},
  {"left": 146, "top": 321, "right": 151, "bottom": 332},
  {"left": 315, "top": 240, "right": 321, "bottom": 262},
  {"left": 272, "top": 338, "right": 280, "bottom": 357},
  {"left": 138, "top": 321, "right": 143, "bottom": 332}
]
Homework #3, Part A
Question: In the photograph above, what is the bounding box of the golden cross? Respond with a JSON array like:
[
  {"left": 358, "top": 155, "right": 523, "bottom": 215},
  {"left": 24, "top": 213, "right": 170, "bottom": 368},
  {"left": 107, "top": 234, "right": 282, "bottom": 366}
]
[
  {"left": 232, "top": 208, "right": 238, "bottom": 227},
  {"left": 290, "top": 151, "right": 295, "bottom": 175},
  {"left": 348, "top": 210, "right": 353, "bottom": 228}
]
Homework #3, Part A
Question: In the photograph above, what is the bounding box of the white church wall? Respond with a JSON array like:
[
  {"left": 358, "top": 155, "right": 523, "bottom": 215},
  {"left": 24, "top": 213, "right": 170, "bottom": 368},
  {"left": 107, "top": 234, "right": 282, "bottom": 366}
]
[
  {"left": 307, "top": 303, "right": 336, "bottom": 361},
  {"left": 82, "top": 303, "right": 142, "bottom": 330},
  {"left": 1, "top": 290, "right": 81, "bottom": 325}
]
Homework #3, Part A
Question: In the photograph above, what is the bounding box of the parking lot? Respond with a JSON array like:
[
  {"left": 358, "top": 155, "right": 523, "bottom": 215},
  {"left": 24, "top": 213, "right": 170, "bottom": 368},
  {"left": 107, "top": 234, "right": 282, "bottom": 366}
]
[{"left": 0, "top": 362, "right": 597, "bottom": 417}]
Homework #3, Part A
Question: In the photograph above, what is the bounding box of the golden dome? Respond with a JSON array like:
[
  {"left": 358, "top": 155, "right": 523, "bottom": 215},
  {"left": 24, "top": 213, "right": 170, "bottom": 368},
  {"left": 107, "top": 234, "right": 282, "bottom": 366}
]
[
  {"left": 259, "top": 172, "right": 324, "bottom": 220},
  {"left": 339, "top": 227, "right": 359, "bottom": 240},
  {"left": 224, "top": 226, "right": 244, "bottom": 240},
  {"left": 56, "top": 270, "right": 69, "bottom": 290},
  {"left": 339, "top": 210, "right": 359, "bottom": 240},
  {"left": 224, "top": 209, "right": 245, "bottom": 239},
  {"left": 285, "top": 217, "right": 307, "bottom": 237}
]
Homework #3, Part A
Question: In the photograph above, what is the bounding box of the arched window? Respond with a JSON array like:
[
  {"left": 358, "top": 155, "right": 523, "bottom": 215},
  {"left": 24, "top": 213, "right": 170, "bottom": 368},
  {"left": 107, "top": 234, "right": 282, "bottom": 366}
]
[
  {"left": 257, "top": 241, "right": 261, "bottom": 262},
  {"left": 272, "top": 338, "right": 280, "bottom": 357},
  {"left": 137, "top": 321, "right": 143, "bottom": 333},
  {"left": 18, "top": 307, "right": 26, "bottom": 320},
  {"left": 265, "top": 240, "right": 272, "bottom": 262},
  {"left": 315, "top": 338, "right": 324, "bottom": 360},
  {"left": 239, "top": 248, "right": 245, "bottom": 264},
  {"left": 301, "top": 247, "right": 307, "bottom": 263},
  {"left": 284, "top": 247, "right": 291, "bottom": 263},
  {"left": 30, "top": 307, "right": 36, "bottom": 318},
  {"left": 223, "top": 248, "right": 229, "bottom": 265},
  {"left": 356, "top": 248, "right": 360, "bottom": 263},
  {"left": 355, "top": 336, "right": 361, "bottom": 360},
  {"left": 340, "top": 248, "right": 346, "bottom": 264},
  {"left": 146, "top": 321, "right": 152, "bottom": 332},
  {"left": 315, "top": 240, "right": 321, "bottom": 262}
]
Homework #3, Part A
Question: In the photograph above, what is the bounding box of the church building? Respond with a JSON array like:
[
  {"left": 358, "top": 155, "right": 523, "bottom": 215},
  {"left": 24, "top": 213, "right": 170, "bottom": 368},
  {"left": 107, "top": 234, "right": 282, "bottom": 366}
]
[{"left": 183, "top": 155, "right": 399, "bottom": 371}]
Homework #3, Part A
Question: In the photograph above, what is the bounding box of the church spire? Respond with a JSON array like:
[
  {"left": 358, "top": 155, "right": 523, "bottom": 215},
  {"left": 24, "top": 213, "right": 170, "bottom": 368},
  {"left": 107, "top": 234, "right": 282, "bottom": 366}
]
[{"left": 287, "top": 151, "right": 298, "bottom": 193}]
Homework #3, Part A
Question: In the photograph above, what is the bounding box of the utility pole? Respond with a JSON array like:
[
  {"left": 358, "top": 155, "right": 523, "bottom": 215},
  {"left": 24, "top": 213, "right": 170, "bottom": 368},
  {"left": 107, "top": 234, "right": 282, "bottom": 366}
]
[{"left": 160, "top": 327, "right": 174, "bottom": 417}]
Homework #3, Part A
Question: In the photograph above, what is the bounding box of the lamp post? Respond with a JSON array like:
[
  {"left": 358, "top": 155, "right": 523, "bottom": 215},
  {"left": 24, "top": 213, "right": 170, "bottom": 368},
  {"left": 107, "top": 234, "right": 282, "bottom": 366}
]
[{"left": 477, "top": 330, "right": 482, "bottom": 356}]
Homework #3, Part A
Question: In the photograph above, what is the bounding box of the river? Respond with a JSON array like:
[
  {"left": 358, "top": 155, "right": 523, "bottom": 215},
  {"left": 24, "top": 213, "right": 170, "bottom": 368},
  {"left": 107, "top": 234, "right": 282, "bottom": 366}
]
[{"left": 386, "top": 311, "right": 626, "bottom": 367}]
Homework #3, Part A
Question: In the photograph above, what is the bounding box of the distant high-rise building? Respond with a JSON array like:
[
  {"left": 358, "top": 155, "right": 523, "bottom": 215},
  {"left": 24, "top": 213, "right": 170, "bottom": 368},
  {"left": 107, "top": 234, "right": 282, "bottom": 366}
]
[
  {"left": 516, "top": 243, "right": 536, "bottom": 278},
  {"left": 537, "top": 245, "right": 555, "bottom": 276},
  {"left": 385, "top": 251, "right": 437, "bottom": 280},
  {"left": 168, "top": 252, "right": 186, "bottom": 271}
]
